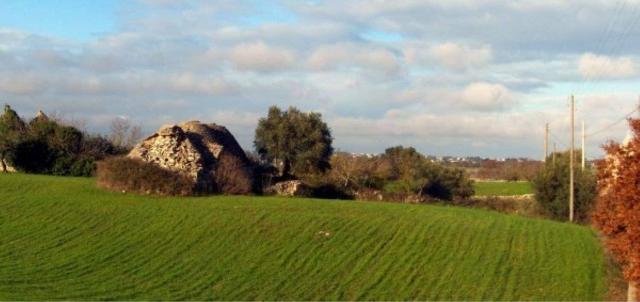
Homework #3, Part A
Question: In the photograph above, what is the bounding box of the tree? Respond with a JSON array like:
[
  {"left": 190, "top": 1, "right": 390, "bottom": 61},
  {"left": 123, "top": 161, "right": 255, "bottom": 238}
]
[
  {"left": 532, "top": 150, "right": 596, "bottom": 222},
  {"left": 593, "top": 118, "right": 640, "bottom": 301},
  {"left": 378, "top": 146, "right": 474, "bottom": 201},
  {"left": 81, "top": 135, "right": 126, "bottom": 159},
  {"left": 7, "top": 138, "right": 53, "bottom": 173},
  {"left": 3, "top": 107, "right": 122, "bottom": 176},
  {"left": 0, "top": 105, "right": 26, "bottom": 172},
  {"left": 254, "top": 106, "right": 333, "bottom": 177},
  {"left": 419, "top": 163, "right": 474, "bottom": 200},
  {"left": 381, "top": 146, "right": 425, "bottom": 181},
  {"left": 328, "top": 152, "right": 387, "bottom": 190},
  {"left": 109, "top": 117, "right": 142, "bottom": 149}
]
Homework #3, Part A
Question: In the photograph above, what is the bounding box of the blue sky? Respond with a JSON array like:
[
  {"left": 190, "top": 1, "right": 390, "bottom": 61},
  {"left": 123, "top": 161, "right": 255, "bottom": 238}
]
[
  {"left": 0, "top": 0, "right": 120, "bottom": 40},
  {"left": 1, "top": 0, "right": 640, "bottom": 158}
]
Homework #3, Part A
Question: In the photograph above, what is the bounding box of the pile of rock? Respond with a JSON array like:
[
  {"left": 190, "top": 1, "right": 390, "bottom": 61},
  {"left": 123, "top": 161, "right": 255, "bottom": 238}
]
[
  {"left": 266, "top": 180, "right": 311, "bottom": 197},
  {"left": 128, "top": 121, "right": 254, "bottom": 194}
]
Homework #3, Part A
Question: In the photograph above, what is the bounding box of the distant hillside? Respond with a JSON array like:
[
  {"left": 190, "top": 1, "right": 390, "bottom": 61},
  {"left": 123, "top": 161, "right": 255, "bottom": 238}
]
[{"left": 0, "top": 174, "right": 605, "bottom": 300}]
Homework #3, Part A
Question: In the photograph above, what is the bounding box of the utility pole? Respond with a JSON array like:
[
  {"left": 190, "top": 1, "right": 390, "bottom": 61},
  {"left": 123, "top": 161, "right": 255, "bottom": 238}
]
[
  {"left": 581, "top": 120, "right": 586, "bottom": 170},
  {"left": 570, "top": 95, "right": 575, "bottom": 223},
  {"left": 544, "top": 123, "right": 549, "bottom": 162}
]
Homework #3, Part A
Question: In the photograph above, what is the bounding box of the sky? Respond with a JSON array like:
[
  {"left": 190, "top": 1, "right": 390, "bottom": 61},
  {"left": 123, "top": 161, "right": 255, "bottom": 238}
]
[{"left": 2, "top": 0, "right": 640, "bottom": 159}]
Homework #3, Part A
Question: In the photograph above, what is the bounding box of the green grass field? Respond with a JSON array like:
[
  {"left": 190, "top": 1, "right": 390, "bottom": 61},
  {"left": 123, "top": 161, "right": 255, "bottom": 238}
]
[
  {"left": 0, "top": 174, "right": 604, "bottom": 300},
  {"left": 474, "top": 181, "right": 534, "bottom": 196}
]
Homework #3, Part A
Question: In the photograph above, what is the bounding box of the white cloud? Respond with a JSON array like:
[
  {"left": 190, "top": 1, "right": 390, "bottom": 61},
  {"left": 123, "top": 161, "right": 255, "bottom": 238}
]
[
  {"left": 5, "top": 1, "right": 640, "bottom": 158},
  {"left": 169, "top": 73, "right": 235, "bottom": 95},
  {"left": 331, "top": 110, "right": 537, "bottom": 142},
  {"left": 391, "top": 81, "right": 514, "bottom": 112},
  {"left": 507, "top": 1, "right": 571, "bottom": 12},
  {"left": 307, "top": 43, "right": 400, "bottom": 74},
  {"left": 0, "top": 76, "right": 43, "bottom": 94},
  {"left": 229, "top": 41, "right": 296, "bottom": 72},
  {"left": 578, "top": 53, "right": 637, "bottom": 79},
  {"left": 427, "top": 42, "right": 492, "bottom": 70},
  {"left": 458, "top": 82, "right": 514, "bottom": 111}
]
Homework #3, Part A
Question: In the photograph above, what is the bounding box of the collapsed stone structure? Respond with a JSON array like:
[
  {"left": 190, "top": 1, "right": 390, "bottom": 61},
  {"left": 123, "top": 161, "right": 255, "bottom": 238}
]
[
  {"left": 266, "top": 180, "right": 311, "bottom": 197},
  {"left": 128, "top": 121, "right": 254, "bottom": 194}
]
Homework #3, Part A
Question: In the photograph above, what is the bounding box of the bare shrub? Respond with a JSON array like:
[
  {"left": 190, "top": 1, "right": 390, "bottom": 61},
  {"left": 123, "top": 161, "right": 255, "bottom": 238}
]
[
  {"left": 97, "top": 157, "right": 195, "bottom": 196},
  {"left": 213, "top": 152, "right": 254, "bottom": 195}
]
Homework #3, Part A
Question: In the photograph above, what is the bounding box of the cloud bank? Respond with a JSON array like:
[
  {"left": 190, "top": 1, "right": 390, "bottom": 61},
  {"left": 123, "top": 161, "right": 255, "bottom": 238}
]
[{"left": 1, "top": 0, "right": 640, "bottom": 158}]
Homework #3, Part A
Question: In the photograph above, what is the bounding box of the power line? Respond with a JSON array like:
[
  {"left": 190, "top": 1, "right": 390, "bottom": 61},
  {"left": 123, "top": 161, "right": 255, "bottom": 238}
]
[
  {"left": 586, "top": 106, "right": 639, "bottom": 137},
  {"left": 550, "top": 132, "right": 568, "bottom": 149},
  {"left": 571, "top": 0, "right": 627, "bottom": 96},
  {"left": 574, "top": 1, "right": 640, "bottom": 97}
]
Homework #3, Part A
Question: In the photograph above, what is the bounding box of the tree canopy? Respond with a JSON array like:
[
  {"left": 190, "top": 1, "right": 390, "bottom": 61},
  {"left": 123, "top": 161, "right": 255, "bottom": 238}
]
[
  {"left": 532, "top": 151, "right": 596, "bottom": 222},
  {"left": 254, "top": 106, "right": 333, "bottom": 177},
  {"left": 380, "top": 146, "right": 474, "bottom": 200},
  {"left": 0, "top": 105, "right": 26, "bottom": 172},
  {"left": 0, "top": 104, "right": 124, "bottom": 176},
  {"left": 327, "top": 146, "right": 474, "bottom": 201}
]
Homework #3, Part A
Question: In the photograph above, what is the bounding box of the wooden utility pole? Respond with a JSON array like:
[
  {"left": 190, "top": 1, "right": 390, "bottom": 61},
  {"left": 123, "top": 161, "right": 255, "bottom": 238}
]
[
  {"left": 581, "top": 120, "right": 586, "bottom": 170},
  {"left": 570, "top": 95, "right": 575, "bottom": 223},
  {"left": 629, "top": 282, "right": 638, "bottom": 302},
  {"left": 544, "top": 123, "right": 549, "bottom": 162}
]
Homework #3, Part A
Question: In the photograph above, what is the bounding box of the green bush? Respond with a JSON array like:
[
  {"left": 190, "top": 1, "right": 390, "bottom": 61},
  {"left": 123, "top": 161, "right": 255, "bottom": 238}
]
[
  {"left": 50, "top": 153, "right": 75, "bottom": 176},
  {"left": 69, "top": 157, "right": 97, "bottom": 177},
  {"left": 97, "top": 157, "right": 195, "bottom": 196},
  {"left": 533, "top": 151, "right": 596, "bottom": 222},
  {"left": 327, "top": 146, "right": 474, "bottom": 201},
  {"left": 378, "top": 147, "right": 474, "bottom": 201},
  {"left": 2, "top": 107, "right": 124, "bottom": 177},
  {"left": 7, "top": 139, "right": 54, "bottom": 173},
  {"left": 383, "top": 180, "right": 409, "bottom": 194},
  {"left": 422, "top": 166, "right": 475, "bottom": 201},
  {"left": 82, "top": 135, "right": 126, "bottom": 159},
  {"left": 310, "top": 183, "right": 353, "bottom": 199}
]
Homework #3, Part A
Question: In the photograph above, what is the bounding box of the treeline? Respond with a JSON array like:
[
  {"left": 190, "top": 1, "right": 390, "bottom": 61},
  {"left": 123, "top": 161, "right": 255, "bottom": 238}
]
[
  {"left": 0, "top": 103, "right": 600, "bottom": 219},
  {"left": 2, "top": 104, "right": 474, "bottom": 202},
  {"left": 320, "top": 148, "right": 474, "bottom": 201},
  {"left": 0, "top": 105, "right": 136, "bottom": 176},
  {"left": 253, "top": 106, "right": 474, "bottom": 201}
]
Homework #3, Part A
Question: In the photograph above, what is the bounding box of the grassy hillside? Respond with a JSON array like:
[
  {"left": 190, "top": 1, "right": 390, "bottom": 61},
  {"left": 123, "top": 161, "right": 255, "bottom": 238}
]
[
  {"left": 0, "top": 174, "right": 604, "bottom": 300},
  {"left": 474, "top": 181, "right": 533, "bottom": 196}
]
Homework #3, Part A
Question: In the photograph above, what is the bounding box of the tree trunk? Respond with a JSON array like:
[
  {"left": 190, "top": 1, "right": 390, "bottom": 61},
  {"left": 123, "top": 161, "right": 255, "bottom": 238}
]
[
  {"left": 0, "top": 156, "right": 6, "bottom": 173},
  {"left": 630, "top": 281, "right": 638, "bottom": 302},
  {"left": 281, "top": 160, "right": 291, "bottom": 178}
]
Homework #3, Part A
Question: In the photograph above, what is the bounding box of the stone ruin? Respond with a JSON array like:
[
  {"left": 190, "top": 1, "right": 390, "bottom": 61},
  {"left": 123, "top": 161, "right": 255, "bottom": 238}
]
[
  {"left": 128, "top": 121, "right": 254, "bottom": 194},
  {"left": 266, "top": 180, "right": 311, "bottom": 197}
]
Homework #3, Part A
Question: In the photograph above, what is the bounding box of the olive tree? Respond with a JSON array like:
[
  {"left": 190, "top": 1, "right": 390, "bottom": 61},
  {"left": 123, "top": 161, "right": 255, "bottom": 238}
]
[
  {"left": 532, "top": 150, "right": 596, "bottom": 222},
  {"left": 254, "top": 106, "right": 333, "bottom": 178}
]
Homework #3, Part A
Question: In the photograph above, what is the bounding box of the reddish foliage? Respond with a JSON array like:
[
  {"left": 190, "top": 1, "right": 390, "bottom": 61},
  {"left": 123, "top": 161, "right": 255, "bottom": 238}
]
[{"left": 593, "top": 118, "right": 640, "bottom": 285}]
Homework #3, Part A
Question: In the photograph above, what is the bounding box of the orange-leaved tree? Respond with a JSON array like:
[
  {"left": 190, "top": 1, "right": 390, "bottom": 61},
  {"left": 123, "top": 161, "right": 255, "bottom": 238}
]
[{"left": 593, "top": 117, "right": 640, "bottom": 301}]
